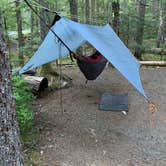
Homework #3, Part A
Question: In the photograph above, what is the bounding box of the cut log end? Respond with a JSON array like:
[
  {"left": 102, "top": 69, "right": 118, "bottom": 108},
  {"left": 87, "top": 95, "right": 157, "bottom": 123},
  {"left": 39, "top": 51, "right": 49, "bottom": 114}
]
[
  {"left": 39, "top": 77, "right": 48, "bottom": 91},
  {"left": 23, "top": 76, "right": 48, "bottom": 95}
]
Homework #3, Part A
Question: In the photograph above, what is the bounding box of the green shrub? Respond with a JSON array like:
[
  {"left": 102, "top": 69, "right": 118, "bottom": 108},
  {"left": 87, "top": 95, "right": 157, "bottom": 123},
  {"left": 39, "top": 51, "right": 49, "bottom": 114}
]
[{"left": 12, "top": 76, "right": 35, "bottom": 134}]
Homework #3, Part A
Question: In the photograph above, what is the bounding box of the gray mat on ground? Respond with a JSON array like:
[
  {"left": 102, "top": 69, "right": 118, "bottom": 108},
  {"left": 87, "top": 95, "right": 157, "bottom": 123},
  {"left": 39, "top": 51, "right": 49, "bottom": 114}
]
[{"left": 99, "top": 92, "right": 128, "bottom": 112}]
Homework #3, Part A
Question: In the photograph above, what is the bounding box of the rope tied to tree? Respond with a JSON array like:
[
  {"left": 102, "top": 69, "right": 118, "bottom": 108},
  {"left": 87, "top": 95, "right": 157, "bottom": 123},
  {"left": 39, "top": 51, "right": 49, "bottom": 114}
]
[{"left": 23, "top": 0, "right": 74, "bottom": 61}]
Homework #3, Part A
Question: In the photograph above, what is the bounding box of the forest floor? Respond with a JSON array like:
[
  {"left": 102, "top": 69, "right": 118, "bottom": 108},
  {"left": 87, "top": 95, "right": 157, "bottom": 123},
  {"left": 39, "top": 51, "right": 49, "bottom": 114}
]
[{"left": 25, "top": 66, "right": 166, "bottom": 166}]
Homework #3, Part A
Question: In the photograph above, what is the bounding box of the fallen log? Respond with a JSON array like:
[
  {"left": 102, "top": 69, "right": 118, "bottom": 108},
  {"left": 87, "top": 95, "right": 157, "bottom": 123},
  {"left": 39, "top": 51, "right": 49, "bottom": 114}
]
[
  {"left": 140, "top": 61, "right": 166, "bottom": 66},
  {"left": 23, "top": 76, "right": 48, "bottom": 95},
  {"left": 145, "top": 48, "right": 166, "bottom": 55}
]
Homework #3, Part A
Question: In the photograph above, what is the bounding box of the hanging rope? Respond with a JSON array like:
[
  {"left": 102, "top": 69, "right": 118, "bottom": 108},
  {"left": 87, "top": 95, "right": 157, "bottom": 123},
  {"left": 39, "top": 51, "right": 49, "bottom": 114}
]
[
  {"left": 24, "top": 0, "right": 74, "bottom": 59},
  {"left": 58, "top": 42, "right": 64, "bottom": 115},
  {"left": 30, "top": 0, "right": 58, "bottom": 14},
  {"left": 26, "top": 0, "right": 108, "bottom": 25},
  {"left": 28, "top": 0, "right": 160, "bottom": 28}
]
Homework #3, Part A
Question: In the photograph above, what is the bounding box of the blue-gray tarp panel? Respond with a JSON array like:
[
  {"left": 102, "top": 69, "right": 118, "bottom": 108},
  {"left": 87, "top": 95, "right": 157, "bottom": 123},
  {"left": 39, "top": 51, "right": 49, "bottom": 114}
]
[{"left": 19, "top": 17, "right": 146, "bottom": 97}]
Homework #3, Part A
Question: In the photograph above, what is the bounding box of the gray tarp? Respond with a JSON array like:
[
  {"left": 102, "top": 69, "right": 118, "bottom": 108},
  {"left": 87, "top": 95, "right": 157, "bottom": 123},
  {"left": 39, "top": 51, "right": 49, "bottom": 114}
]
[{"left": 19, "top": 17, "right": 146, "bottom": 97}]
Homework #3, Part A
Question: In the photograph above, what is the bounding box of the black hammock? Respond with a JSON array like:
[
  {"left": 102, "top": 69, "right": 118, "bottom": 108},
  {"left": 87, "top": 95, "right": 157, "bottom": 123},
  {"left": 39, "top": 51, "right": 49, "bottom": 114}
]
[{"left": 76, "top": 51, "right": 107, "bottom": 80}]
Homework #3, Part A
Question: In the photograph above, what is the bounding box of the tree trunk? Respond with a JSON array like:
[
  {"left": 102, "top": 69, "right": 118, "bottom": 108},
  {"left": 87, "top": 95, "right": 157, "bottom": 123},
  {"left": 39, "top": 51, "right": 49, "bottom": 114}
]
[
  {"left": 30, "top": 10, "right": 35, "bottom": 47},
  {"left": 112, "top": 0, "right": 120, "bottom": 35},
  {"left": 69, "top": 0, "right": 78, "bottom": 21},
  {"left": 108, "top": 0, "right": 113, "bottom": 25},
  {"left": 15, "top": 0, "right": 24, "bottom": 66},
  {"left": 0, "top": 11, "right": 24, "bottom": 166},
  {"left": 134, "top": 0, "right": 146, "bottom": 59},
  {"left": 31, "top": 10, "right": 34, "bottom": 35},
  {"left": 156, "top": 1, "right": 165, "bottom": 48},
  {"left": 38, "top": 0, "right": 49, "bottom": 40},
  {"left": 80, "top": 0, "right": 85, "bottom": 22},
  {"left": 34, "top": 7, "right": 40, "bottom": 35},
  {"left": 85, "top": 0, "right": 90, "bottom": 24},
  {"left": 38, "top": 0, "right": 54, "bottom": 75},
  {"left": 121, "top": 0, "right": 129, "bottom": 45},
  {"left": 96, "top": 0, "right": 100, "bottom": 14},
  {"left": 69, "top": 0, "right": 83, "bottom": 54},
  {"left": 91, "top": 0, "right": 96, "bottom": 24},
  {"left": 3, "top": 16, "right": 11, "bottom": 54}
]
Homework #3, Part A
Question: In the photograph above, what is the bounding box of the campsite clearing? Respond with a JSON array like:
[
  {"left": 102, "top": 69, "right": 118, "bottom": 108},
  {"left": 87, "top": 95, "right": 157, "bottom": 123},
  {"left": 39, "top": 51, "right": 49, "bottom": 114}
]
[{"left": 28, "top": 67, "right": 166, "bottom": 166}]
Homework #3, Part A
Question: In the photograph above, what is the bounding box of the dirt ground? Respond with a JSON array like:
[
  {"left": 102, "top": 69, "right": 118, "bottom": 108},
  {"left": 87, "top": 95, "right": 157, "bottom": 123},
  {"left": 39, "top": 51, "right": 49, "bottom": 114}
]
[{"left": 30, "top": 66, "right": 166, "bottom": 166}]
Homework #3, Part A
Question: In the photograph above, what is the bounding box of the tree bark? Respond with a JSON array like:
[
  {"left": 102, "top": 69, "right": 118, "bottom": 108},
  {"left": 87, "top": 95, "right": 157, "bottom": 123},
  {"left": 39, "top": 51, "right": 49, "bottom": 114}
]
[
  {"left": 3, "top": 16, "right": 11, "bottom": 54},
  {"left": 15, "top": 0, "right": 24, "bottom": 66},
  {"left": 34, "top": 7, "right": 40, "bottom": 35},
  {"left": 30, "top": 10, "right": 35, "bottom": 47},
  {"left": 31, "top": 10, "right": 34, "bottom": 35},
  {"left": 38, "top": 0, "right": 49, "bottom": 40},
  {"left": 91, "top": 0, "right": 96, "bottom": 23},
  {"left": 69, "top": 0, "right": 78, "bottom": 21},
  {"left": 112, "top": 0, "right": 120, "bottom": 35},
  {"left": 38, "top": 0, "right": 55, "bottom": 75},
  {"left": 96, "top": 0, "right": 100, "bottom": 14},
  {"left": 69, "top": 0, "right": 83, "bottom": 54},
  {"left": 85, "top": 0, "right": 90, "bottom": 24},
  {"left": 0, "top": 11, "right": 24, "bottom": 166},
  {"left": 156, "top": 1, "right": 165, "bottom": 48},
  {"left": 134, "top": 0, "right": 146, "bottom": 59}
]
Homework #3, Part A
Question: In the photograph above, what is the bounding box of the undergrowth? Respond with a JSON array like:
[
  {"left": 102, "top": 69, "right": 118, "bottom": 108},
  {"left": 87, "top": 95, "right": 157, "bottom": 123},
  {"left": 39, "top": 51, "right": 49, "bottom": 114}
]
[{"left": 12, "top": 76, "right": 35, "bottom": 134}]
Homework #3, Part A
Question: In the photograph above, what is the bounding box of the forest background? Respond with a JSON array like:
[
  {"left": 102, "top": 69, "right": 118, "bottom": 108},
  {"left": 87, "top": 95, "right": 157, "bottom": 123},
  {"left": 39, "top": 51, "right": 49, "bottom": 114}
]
[
  {"left": 0, "top": 0, "right": 165, "bottom": 71},
  {"left": 0, "top": 0, "right": 165, "bottom": 164}
]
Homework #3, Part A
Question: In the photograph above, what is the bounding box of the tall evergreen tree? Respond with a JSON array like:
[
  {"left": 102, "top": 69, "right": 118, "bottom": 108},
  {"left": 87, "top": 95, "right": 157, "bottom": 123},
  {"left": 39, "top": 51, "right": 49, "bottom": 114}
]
[
  {"left": 112, "top": 0, "right": 120, "bottom": 35},
  {"left": 134, "top": 0, "right": 146, "bottom": 59},
  {"left": 38, "top": 0, "right": 49, "bottom": 40},
  {"left": 91, "top": 0, "right": 96, "bottom": 24},
  {"left": 156, "top": 0, "right": 165, "bottom": 48},
  {"left": 38, "top": 0, "right": 55, "bottom": 75},
  {"left": 69, "top": 0, "right": 78, "bottom": 21},
  {"left": 15, "top": 0, "right": 24, "bottom": 66},
  {"left": 0, "top": 11, "right": 24, "bottom": 166},
  {"left": 85, "top": 0, "right": 90, "bottom": 24}
]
